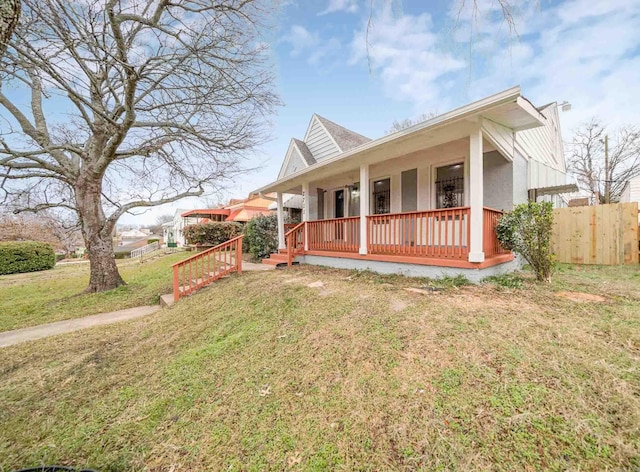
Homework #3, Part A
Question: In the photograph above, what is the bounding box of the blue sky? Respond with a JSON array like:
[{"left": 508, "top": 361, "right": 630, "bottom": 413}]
[{"left": 121, "top": 0, "right": 640, "bottom": 224}]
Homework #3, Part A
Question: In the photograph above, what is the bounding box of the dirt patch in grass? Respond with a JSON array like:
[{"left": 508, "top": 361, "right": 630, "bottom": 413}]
[
  {"left": 556, "top": 291, "right": 607, "bottom": 303},
  {"left": 1, "top": 264, "right": 639, "bottom": 471}
]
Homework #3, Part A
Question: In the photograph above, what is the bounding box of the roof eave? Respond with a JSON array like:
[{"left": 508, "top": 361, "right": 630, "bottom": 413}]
[{"left": 254, "top": 86, "right": 530, "bottom": 195}]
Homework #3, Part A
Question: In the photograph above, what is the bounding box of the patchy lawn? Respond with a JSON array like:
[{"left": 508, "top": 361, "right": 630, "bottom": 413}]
[
  {"left": 0, "top": 252, "right": 191, "bottom": 332},
  {"left": 1, "top": 264, "right": 639, "bottom": 471}
]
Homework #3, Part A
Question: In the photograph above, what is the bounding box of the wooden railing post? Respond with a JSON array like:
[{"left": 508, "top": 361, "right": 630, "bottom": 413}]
[
  {"left": 237, "top": 237, "right": 243, "bottom": 274},
  {"left": 173, "top": 265, "right": 180, "bottom": 302}
]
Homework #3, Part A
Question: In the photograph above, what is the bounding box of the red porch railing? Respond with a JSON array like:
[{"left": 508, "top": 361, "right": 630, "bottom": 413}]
[
  {"left": 483, "top": 207, "right": 509, "bottom": 258},
  {"left": 307, "top": 216, "right": 360, "bottom": 252},
  {"left": 172, "top": 235, "right": 243, "bottom": 302},
  {"left": 367, "top": 207, "right": 470, "bottom": 259},
  {"left": 286, "top": 222, "right": 305, "bottom": 266},
  {"left": 284, "top": 223, "right": 298, "bottom": 233}
]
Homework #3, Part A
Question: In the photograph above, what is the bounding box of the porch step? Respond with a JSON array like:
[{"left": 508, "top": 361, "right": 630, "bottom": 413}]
[{"left": 262, "top": 252, "right": 289, "bottom": 266}]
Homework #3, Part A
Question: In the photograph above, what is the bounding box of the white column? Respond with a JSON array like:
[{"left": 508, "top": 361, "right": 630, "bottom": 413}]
[
  {"left": 276, "top": 192, "right": 285, "bottom": 250},
  {"left": 359, "top": 164, "right": 370, "bottom": 255},
  {"left": 468, "top": 127, "right": 485, "bottom": 263},
  {"left": 302, "top": 181, "right": 310, "bottom": 251}
]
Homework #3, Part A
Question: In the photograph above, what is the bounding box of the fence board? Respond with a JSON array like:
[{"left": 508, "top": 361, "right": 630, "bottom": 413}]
[{"left": 552, "top": 202, "right": 638, "bottom": 265}]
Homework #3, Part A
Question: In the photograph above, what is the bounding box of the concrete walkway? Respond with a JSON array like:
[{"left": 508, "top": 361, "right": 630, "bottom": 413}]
[
  {"left": 0, "top": 306, "right": 160, "bottom": 349},
  {"left": 0, "top": 259, "right": 274, "bottom": 349}
]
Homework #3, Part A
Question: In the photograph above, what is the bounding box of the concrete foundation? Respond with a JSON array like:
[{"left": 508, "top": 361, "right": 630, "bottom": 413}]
[{"left": 297, "top": 254, "right": 522, "bottom": 283}]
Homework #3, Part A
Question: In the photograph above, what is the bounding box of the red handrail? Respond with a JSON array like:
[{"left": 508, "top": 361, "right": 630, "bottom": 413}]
[
  {"left": 286, "top": 222, "right": 305, "bottom": 266},
  {"left": 483, "top": 207, "right": 509, "bottom": 258},
  {"left": 307, "top": 216, "right": 359, "bottom": 252},
  {"left": 172, "top": 235, "right": 243, "bottom": 302}
]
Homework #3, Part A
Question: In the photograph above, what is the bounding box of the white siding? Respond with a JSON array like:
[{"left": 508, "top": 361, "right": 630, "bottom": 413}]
[
  {"left": 304, "top": 116, "right": 341, "bottom": 161},
  {"left": 515, "top": 104, "right": 565, "bottom": 172},
  {"left": 279, "top": 142, "right": 309, "bottom": 179},
  {"left": 622, "top": 176, "right": 640, "bottom": 203},
  {"left": 482, "top": 119, "right": 514, "bottom": 160}
]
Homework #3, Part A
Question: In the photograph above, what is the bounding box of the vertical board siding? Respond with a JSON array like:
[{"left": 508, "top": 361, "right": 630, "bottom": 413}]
[
  {"left": 305, "top": 118, "right": 341, "bottom": 161},
  {"left": 551, "top": 202, "right": 639, "bottom": 265}
]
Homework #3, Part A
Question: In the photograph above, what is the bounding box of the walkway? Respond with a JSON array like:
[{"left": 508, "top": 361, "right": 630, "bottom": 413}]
[
  {"left": 0, "top": 306, "right": 159, "bottom": 349},
  {"left": 0, "top": 259, "right": 274, "bottom": 349}
]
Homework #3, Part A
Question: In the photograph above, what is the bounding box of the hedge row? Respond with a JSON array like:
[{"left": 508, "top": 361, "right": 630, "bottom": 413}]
[
  {"left": 183, "top": 222, "right": 242, "bottom": 246},
  {"left": 0, "top": 241, "right": 56, "bottom": 275}
]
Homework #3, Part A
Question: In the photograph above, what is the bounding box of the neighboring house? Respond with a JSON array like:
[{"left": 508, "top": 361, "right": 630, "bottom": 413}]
[
  {"left": 620, "top": 176, "right": 640, "bottom": 221},
  {"left": 253, "top": 86, "right": 569, "bottom": 280},
  {"left": 267, "top": 194, "right": 303, "bottom": 222},
  {"left": 120, "top": 229, "right": 148, "bottom": 240},
  {"left": 163, "top": 195, "right": 274, "bottom": 246}
]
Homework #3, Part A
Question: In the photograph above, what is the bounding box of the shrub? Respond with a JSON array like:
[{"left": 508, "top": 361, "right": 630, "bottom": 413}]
[
  {"left": 183, "top": 222, "right": 242, "bottom": 246},
  {"left": 243, "top": 214, "right": 279, "bottom": 261},
  {"left": 114, "top": 250, "right": 131, "bottom": 259},
  {"left": 147, "top": 238, "right": 159, "bottom": 244},
  {"left": 0, "top": 241, "right": 56, "bottom": 275},
  {"left": 496, "top": 201, "right": 555, "bottom": 282}
]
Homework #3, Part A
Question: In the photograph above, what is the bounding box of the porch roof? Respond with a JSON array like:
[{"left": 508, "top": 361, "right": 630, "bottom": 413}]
[{"left": 253, "top": 86, "right": 545, "bottom": 195}]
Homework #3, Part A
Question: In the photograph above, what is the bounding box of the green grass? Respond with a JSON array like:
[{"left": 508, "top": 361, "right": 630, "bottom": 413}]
[
  {"left": 1, "top": 264, "right": 639, "bottom": 470},
  {"left": 0, "top": 252, "right": 191, "bottom": 332}
]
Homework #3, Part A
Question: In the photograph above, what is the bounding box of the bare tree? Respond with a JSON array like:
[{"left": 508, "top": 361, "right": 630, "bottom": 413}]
[
  {"left": 386, "top": 112, "right": 437, "bottom": 134},
  {"left": 568, "top": 119, "right": 640, "bottom": 204},
  {"left": 0, "top": 0, "right": 278, "bottom": 292},
  {"left": 0, "top": 0, "right": 20, "bottom": 57}
]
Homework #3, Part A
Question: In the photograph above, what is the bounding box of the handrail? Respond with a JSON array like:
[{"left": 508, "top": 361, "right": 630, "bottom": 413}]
[
  {"left": 286, "top": 222, "right": 305, "bottom": 266},
  {"left": 131, "top": 241, "right": 160, "bottom": 260},
  {"left": 172, "top": 235, "right": 243, "bottom": 302},
  {"left": 483, "top": 208, "right": 509, "bottom": 257}
]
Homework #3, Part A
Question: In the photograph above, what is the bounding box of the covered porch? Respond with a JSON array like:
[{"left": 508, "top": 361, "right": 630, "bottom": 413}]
[{"left": 270, "top": 125, "right": 513, "bottom": 269}]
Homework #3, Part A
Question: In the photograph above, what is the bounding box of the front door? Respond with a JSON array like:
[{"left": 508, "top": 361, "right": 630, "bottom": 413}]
[
  {"left": 334, "top": 189, "right": 345, "bottom": 241},
  {"left": 335, "top": 190, "right": 344, "bottom": 218}
]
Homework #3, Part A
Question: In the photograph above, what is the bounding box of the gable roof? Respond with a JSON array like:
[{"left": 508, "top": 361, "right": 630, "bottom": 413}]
[
  {"left": 314, "top": 115, "right": 371, "bottom": 152},
  {"left": 292, "top": 138, "right": 316, "bottom": 165}
]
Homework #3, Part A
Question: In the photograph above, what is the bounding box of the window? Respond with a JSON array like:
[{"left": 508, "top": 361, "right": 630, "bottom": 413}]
[
  {"left": 372, "top": 178, "right": 391, "bottom": 214},
  {"left": 436, "top": 163, "right": 464, "bottom": 209},
  {"left": 349, "top": 183, "right": 360, "bottom": 216}
]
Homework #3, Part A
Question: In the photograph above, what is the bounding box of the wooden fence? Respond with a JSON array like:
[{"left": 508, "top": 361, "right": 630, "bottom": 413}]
[{"left": 552, "top": 202, "right": 639, "bottom": 265}]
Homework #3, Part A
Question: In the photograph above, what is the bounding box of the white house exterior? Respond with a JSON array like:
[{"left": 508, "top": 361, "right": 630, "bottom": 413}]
[
  {"left": 620, "top": 176, "right": 640, "bottom": 221},
  {"left": 253, "top": 86, "right": 568, "bottom": 280}
]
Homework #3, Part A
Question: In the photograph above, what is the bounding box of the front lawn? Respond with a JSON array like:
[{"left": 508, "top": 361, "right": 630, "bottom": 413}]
[
  {"left": 1, "top": 264, "right": 639, "bottom": 470},
  {"left": 0, "top": 252, "right": 191, "bottom": 332}
]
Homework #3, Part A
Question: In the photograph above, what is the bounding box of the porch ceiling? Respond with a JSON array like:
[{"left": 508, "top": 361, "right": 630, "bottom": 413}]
[{"left": 254, "top": 86, "right": 545, "bottom": 195}]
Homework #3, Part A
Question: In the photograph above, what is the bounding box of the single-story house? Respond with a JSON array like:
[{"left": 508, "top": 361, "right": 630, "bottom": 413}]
[
  {"left": 163, "top": 195, "right": 274, "bottom": 246},
  {"left": 253, "top": 86, "right": 568, "bottom": 280}
]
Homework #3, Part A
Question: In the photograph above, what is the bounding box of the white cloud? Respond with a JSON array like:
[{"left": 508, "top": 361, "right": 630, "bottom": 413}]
[
  {"left": 281, "top": 25, "right": 320, "bottom": 57},
  {"left": 319, "top": 0, "right": 359, "bottom": 16},
  {"left": 349, "top": 7, "right": 465, "bottom": 109},
  {"left": 281, "top": 25, "right": 342, "bottom": 70},
  {"left": 451, "top": 0, "right": 640, "bottom": 131},
  {"left": 355, "top": 0, "right": 640, "bottom": 132}
]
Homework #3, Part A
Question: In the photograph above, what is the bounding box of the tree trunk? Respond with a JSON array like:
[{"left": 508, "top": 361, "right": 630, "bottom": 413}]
[{"left": 76, "top": 176, "right": 126, "bottom": 293}]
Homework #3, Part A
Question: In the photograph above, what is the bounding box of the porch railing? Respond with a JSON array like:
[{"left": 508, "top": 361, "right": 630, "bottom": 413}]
[
  {"left": 285, "top": 222, "right": 305, "bottom": 266},
  {"left": 307, "top": 216, "right": 360, "bottom": 252},
  {"left": 284, "top": 223, "right": 298, "bottom": 233},
  {"left": 172, "top": 235, "right": 243, "bottom": 302},
  {"left": 483, "top": 207, "right": 509, "bottom": 258},
  {"left": 367, "top": 207, "right": 470, "bottom": 259}
]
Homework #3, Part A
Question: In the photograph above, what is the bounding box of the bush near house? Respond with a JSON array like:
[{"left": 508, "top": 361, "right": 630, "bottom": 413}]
[
  {"left": 496, "top": 201, "right": 555, "bottom": 282},
  {"left": 147, "top": 238, "right": 160, "bottom": 244},
  {"left": 183, "top": 222, "right": 242, "bottom": 246},
  {"left": 0, "top": 241, "right": 56, "bottom": 275},
  {"left": 243, "top": 213, "right": 279, "bottom": 260}
]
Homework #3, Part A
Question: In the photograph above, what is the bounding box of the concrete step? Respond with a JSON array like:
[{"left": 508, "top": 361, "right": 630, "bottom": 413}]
[
  {"left": 160, "top": 293, "right": 174, "bottom": 307},
  {"left": 261, "top": 258, "right": 282, "bottom": 266}
]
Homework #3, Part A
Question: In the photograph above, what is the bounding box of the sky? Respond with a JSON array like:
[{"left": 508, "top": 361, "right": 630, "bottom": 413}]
[{"left": 113, "top": 0, "right": 640, "bottom": 224}]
